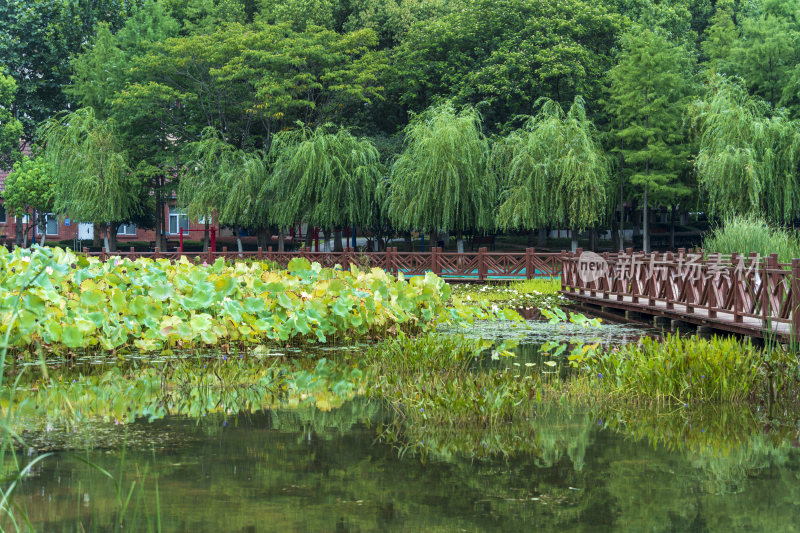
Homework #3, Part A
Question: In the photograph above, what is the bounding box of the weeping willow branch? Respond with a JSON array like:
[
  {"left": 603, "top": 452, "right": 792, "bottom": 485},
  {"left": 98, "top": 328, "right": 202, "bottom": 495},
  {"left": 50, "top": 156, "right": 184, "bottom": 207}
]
[
  {"left": 39, "top": 107, "right": 139, "bottom": 226},
  {"left": 496, "top": 97, "right": 609, "bottom": 232},
  {"left": 386, "top": 102, "right": 496, "bottom": 235},
  {"left": 688, "top": 75, "right": 800, "bottom": 223},
  {"left": 267, "top": 123, "right": 383, "bottom": 230}
]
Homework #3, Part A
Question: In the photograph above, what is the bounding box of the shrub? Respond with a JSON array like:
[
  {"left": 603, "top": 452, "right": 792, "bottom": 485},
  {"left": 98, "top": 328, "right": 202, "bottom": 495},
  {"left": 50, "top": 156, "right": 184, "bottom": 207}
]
[
  {"left": 703, "top": 214, "right": 800, "bottom": 264},
  {"left": 584, "top": 334, "right": 793, "bottom": 403}
]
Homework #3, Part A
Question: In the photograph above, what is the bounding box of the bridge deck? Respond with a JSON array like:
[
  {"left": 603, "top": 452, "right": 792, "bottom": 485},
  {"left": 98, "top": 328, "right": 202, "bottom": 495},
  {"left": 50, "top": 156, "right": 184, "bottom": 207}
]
[{"left": 564, "top": 291, "right": 792, "bottom": 339}]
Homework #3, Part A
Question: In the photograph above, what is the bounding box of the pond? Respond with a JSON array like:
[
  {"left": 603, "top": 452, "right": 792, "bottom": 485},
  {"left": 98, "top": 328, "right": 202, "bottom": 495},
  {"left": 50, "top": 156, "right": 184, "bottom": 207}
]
[
  {"left": 8, "top": 400, "right": 800, "bottom": 532},
  {"left": 4, "top": 317, "right": 800, "bottom": 532}
]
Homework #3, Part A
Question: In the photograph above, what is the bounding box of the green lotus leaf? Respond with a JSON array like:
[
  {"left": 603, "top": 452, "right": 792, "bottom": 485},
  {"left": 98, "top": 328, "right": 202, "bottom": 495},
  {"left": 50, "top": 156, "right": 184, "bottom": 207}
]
[
  {"left": 150, "top": 283, "right": 173, "bottom": 301},
  {"left": 277, "top": 292, "right": 293, "bottom": 309},
  {"left": 287, "top": 257, "right": 311, "bottom": 274},
  {"left": 190, "top": 313, "right": 213, "bottom": 332},
  {"left": 17, "top": 310, "right": 37, "bottom": 334},
  {"left": 80, "top": 289, "right": 105, "bottom": 307},
  {"left": 63, "top": 325, "right": 84, "bottom": 348},
  {"left": 243, "top": 297, "right": 266, "bottom": 315}
]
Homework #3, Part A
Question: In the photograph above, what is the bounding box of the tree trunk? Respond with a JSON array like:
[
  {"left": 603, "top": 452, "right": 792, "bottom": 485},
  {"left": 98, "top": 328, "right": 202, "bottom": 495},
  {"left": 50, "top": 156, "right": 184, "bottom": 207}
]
[
  {"left": 333, "top": 229, "right": 344, "bottom": 252},
  {"left": 589, "top": 226, "right": 598, "bottom": 252},
  {"left": 571, "top": 226, "right": 579, "bottom": 252},
  {"left": 305, "top": 227, "right": 313, "bottom": 250},
  {"left": 108, "top": 224, "right": 118, "bottom": 252},
  {"left": 403, "top": 231, "right": 412, "bottom": 251},
  {"left": 93, "top": 223, "right": 102, "bottom": 247},
  {"left": 527, "top": 229, "right": 536, "bottom": 247},
  {"left": 456, "top": 231, "right": 464, "bottom": 254},
  {"left": 14, "top": 216, "right": 23, "bottom": 247},
  {"left": 669, "top": 206, "right": 676, "bottom": 249},
  {"left": 537, "top": 227, "right": 547, "bottom": 247},
  {"left": 203, "top": 220, "right": 210, "bottom": 252},
  {"left": 643, "top": 185, "right": 650, "bottom": 253},
  {"left": 643, "top": 91, "right": 650, "bottom": 253},
  {"left": 618, "top": 142, "right": 625, "bottom": 250},
  {"left": 102, "top": 223, "right": 110, "bottom": 252},
  {"left": 278, "top": 227, "right": 285, "bottom": 252},
  {"left": 235, "top": 226, "right": 244, "bottom": 254},
  {"left": 443, "top": 231, "right": 450, "bottom": 249}
]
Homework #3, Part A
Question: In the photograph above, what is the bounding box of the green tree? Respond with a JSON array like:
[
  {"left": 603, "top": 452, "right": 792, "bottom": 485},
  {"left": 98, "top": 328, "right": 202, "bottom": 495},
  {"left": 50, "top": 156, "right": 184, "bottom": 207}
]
[
  {"left": 0, "top": 0, "right": 136, "bottom": 142},
  {"left": 606, "top": 27, "right": 695, "bottom": 252},
  {"left": 0, "top": 71, "right": 22, "bottom": 170},
  {"left": 392, "top": 0, "right": 624, "bottom": 127},
  {"left": 728, "top": 6, "right": 800, "bottom": 109},
  {"left": 2, "top": 156, "right": 55, "bottom": 246},
  {"left": 496, "top": 97, "right": 609, "bottom": 252},
  {"left": 701, "top": 0, "right": 739, "bottom": 68},
  {"left": 387, "top": 102, "right": 495, "bottom": 253},
  {"left": 269, "top": 124, "right": 383, "bottom": 252},
  {"left": 688, "top": 76, "right": 800, "bottom": 223},
  {"left": 39, "top": 108, "right": 140, "bottom": 252}
]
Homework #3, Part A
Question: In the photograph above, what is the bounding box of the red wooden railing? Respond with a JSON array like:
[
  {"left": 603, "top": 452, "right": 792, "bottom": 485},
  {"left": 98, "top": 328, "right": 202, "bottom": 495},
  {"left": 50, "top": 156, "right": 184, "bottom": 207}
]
[
  {"left": 82, "top": 246, "right": 562, "bottom": 280},
  {"left": 562, "top": 247, "right": 800, "bottom": 338}
]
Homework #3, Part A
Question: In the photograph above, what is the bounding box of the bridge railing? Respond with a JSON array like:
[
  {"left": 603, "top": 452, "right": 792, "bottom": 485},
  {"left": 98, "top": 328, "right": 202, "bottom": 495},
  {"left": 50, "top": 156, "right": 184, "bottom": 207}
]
[
  {"left": 562, "top": 247, "right": 800, "bottom": 336},
  {"left": 83, "top": 246, "right": 563, "bottom": 280}
]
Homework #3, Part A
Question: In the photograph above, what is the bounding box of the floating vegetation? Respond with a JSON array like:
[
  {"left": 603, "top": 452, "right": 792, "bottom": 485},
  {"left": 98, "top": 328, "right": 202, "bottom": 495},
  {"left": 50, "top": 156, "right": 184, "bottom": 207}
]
[
  {"left": 0, "top": 246, "right": 518, "bottom": 358},
  {"left": 580, "top": 334, "right": 800, "bottom": 404},
  {"left": 450, "top": 278, "right": 565, "bottom": 309}
]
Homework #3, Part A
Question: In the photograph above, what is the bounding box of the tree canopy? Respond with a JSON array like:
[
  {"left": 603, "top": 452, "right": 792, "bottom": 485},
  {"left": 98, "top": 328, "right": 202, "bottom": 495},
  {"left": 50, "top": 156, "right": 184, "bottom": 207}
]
[{"left": 386, "top": 102, "right": 496, "bottom": 250}]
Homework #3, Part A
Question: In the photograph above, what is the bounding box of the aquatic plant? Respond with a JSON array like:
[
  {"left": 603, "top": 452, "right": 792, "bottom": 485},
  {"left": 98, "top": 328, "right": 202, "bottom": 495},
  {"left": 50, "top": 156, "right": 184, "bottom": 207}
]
[
  {"left": 450, "top": 278, "right": 565, "bottom": 309},
  {"left": 582, "top": 334, "right": 799, "bottom": 403},
  {"left": 0, "top": 246, "right": 517, "bottom": 357},
  {"left": 702, "top": 213, "right": 800, "bottom": 264}
]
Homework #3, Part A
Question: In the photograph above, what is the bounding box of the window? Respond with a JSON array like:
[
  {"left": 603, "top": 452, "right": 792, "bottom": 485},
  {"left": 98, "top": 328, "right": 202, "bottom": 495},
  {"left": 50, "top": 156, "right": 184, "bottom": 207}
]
[
  {"left": 36, "top": 213, "right": 59, "bottom": 235},
  {"left": 117, "top": 223, "right": 136, "bottom": 236},
  {"left": 168, "top": 207, "right": 189, "bottom": 234},
  {"left": 0, "top": 204, "right": 6, "bottom": 224}
]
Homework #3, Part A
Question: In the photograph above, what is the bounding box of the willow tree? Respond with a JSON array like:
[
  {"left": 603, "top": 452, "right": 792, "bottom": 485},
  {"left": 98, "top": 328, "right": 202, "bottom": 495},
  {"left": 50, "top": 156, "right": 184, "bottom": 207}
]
[
  {"left": 180, "top": 128, "right": 235, "bottom": 251},
  {"left": 496, "top": 97, "right": 609, "bottom": 252},
  {"left": 689, "top": 76, "right": 800, "bottom": 223},
  {"left": 386, "top": 102, "right": 496, "bottom": 253},
  {"left": 268, "top": 124, "right": 383, "bottom": 252},
  {"left": 39, "top": 107, "right": 140, "bottom": 252},
  {"left": 181, "top": 128, "right": 273, "bottom": 253}
]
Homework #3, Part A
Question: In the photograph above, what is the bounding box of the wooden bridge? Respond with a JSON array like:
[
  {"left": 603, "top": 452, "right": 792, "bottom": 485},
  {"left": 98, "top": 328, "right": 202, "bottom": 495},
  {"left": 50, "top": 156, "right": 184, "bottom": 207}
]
[
  {"left": 562, "top": 248, "right": 800, "bottom": 341},
  {"left": 83, "top": 246, "right": 562, "bottom": 281},
  {"left": 85, "top": 244, "right": 800, "bottom": 339}
]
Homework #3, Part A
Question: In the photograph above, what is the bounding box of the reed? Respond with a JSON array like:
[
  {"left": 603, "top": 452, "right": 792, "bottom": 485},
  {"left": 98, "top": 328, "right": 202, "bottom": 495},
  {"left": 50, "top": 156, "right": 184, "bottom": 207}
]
[{"left": 703, "top": 214, "right": 800, "bottom": 264}]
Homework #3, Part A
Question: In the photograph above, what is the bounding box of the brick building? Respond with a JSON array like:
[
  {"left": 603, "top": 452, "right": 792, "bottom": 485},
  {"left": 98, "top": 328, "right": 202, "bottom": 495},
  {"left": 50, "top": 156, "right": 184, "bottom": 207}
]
[{"left": 0, "top": 166, "right": 249, "bottom": 250}]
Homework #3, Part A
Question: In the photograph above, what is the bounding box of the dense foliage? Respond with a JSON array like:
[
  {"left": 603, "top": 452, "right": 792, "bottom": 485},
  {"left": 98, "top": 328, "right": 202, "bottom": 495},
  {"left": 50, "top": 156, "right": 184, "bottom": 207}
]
[
  {"left": 4, "top": 0, "right": 800, "bottom": 246},
  {"left": 0, "top": 246, "right": 513, "bottom": 356}
]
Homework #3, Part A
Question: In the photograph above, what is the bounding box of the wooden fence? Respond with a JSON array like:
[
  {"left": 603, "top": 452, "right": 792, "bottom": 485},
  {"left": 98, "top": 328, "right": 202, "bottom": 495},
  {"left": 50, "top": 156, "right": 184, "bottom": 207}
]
[
  {"left": 84, "top": 246, "right": 562, "bottom": 281},
  {"left": 562, "top": 247, "right": 800, "bottom": 339}
]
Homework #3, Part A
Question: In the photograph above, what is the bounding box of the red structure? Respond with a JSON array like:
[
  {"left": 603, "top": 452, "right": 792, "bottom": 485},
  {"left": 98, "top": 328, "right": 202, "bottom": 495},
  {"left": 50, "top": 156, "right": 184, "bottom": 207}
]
[
  {"left": 562, "top": 248, "right": 800, "bottom": 340},
  {"left": 80, "top": 247, "right": 563, "bottom": 281}
]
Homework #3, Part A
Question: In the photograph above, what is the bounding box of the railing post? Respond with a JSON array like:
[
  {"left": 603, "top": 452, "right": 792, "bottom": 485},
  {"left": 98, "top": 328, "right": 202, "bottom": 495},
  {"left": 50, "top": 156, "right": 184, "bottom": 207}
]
[
  {"left": 101, "top": 247, "right": 107, "bottom": 262},
  {"left": 432, "top": 246, "right": 442, "bottom": 276},
  {"left": 575, "top": 248, "right": 584, "bottom": 295},
  {"left": 222, "top": 246, "right": 228, "bottom": 264},
  {"left": 82, "top": 247, "right": 89, "bottom": 255},
  {"left": 526, "top": 247, "right": 535, "bottom": 280},
  {"left": 154, "top": 247, "right": 160, "bottom": 260},
  {"left": 792, "top": 259, "right": 800, "bottom": 340},
  {"left": 257, "top": 246, "right": 263, "bottom": 260},
  {"left": 761, "top": 254, "right": 770, "bottom": 332},
  {"left": 478, "top": 247, "right": 488, "bottom": 281},
  {"left": 732, "top": 253, "right": 742, "bottom": 323}
]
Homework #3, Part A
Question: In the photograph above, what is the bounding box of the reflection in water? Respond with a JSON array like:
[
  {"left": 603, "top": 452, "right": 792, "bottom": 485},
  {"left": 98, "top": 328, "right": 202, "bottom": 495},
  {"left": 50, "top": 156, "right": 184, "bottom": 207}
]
[{"left": 6, "top": 399, "right": 800, "bottom": 532}]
